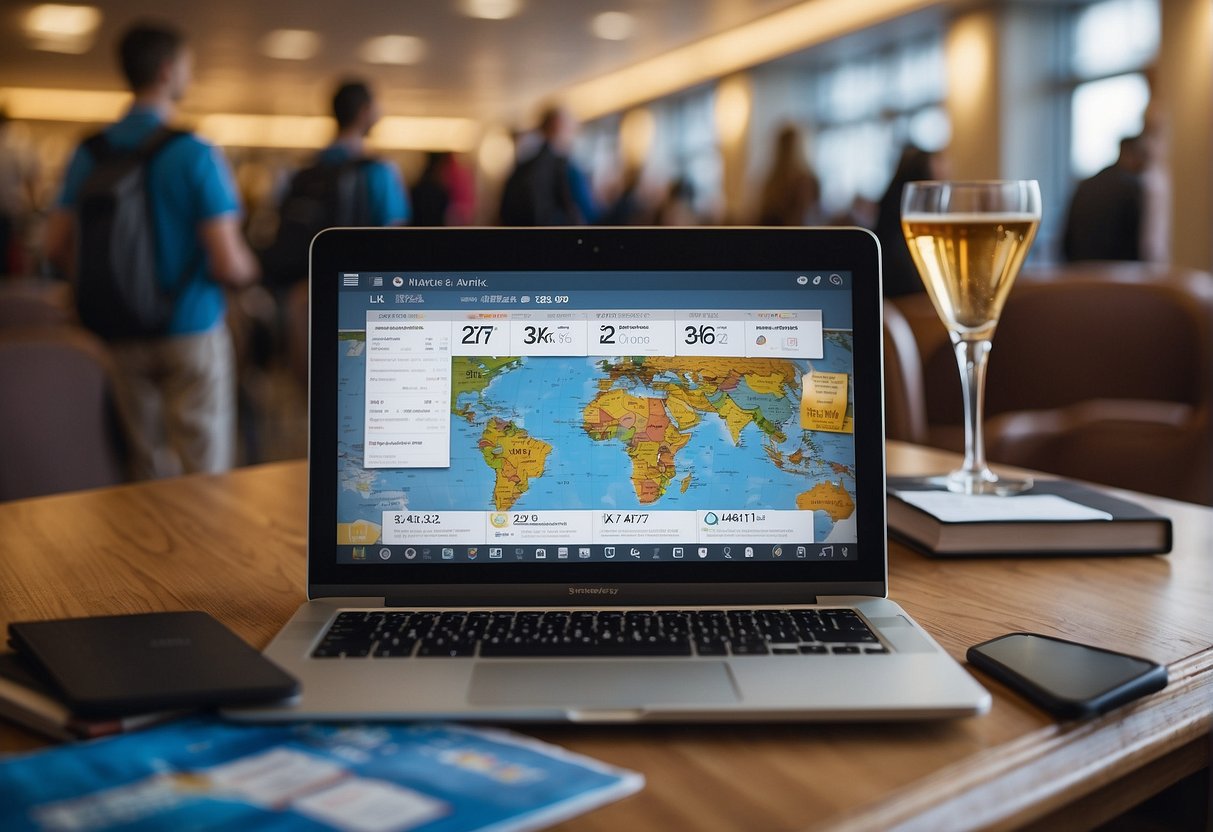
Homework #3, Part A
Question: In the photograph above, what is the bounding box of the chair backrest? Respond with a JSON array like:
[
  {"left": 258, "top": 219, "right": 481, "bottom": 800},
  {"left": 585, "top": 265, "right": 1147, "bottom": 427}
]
[
  {"left": 0, "top": 326, "right": 128, "bottom": 500},
  {"left": 905, "top": 264, "right": 1213, "bottom": 424},
  {"left": 882, "top": 299, "right": 928, "bottom": 444},
  {"left": 0, "top": 281, "right": 75, "bottom": 329},
  {"left": 890, "top": 263, "right": 1213, "bottom": 504}
]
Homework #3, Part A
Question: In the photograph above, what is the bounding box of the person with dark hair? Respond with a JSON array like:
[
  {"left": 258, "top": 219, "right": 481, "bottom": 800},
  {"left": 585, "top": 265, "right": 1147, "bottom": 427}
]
[
  {"left": 757, "top": 123, "right": 822, "bottom": 226},
  {"left": 873, "top": 144, "right": 945, "bottom": 297},
  {"left": 261, "top": 78, "right": 409, "bottom": 286},
  {"left": 317, "top": 79, "right": 410, "bottom": 227},
  {"left": 331, "top": 82, "right": 373, "bottom": 132},
  {"left": 1062, "top": 135, "right": 1152, "bottom": 262},
  {"left": 499, "top": 105, "right": 597, "bottom": 225},
  {"left": 44, "top": 21, "right": 259, "bottom": 478}
]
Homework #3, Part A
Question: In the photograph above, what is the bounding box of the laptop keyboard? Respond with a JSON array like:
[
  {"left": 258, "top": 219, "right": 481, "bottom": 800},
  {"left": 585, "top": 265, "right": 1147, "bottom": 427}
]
[{"left": 311, "top": 609, "right": 886, "bottom": 659}]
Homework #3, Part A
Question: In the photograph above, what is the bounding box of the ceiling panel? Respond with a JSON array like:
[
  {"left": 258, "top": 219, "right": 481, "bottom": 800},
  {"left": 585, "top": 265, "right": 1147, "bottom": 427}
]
[{"left": 1, "top": 0, "right": 808, "bottom": 122}]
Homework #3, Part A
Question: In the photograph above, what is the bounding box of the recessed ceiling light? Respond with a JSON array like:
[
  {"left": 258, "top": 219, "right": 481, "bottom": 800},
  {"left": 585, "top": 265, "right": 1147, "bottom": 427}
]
[
  {"left": 591, "top": 11, "right": 636, "bottom": 41},
  {"left": 359, "top": 35, "right": 427, "bottom": 65},
  {"left": 458, "top": 0, "right": 523, "bottom": 21},
  {"left": 23, "top": 4, "right": 102, "bottom": 54},
  {"left": 261, "top": 29, "right": 322, "bottom": 61}
]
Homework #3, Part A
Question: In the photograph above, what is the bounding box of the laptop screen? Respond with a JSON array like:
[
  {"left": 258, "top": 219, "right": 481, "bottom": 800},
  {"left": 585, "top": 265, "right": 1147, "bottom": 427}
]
[{"left": 333, "top": 269, "right": 858, "bottom": 568}]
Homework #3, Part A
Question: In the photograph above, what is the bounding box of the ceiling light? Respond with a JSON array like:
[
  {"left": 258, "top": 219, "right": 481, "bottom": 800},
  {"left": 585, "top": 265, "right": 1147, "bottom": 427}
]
[
  {"left": 359, "top": 35, "right": 426, "bottom": 65},
  {"left": 0, "top": 87, "right": 128, "bottom": 122},
  {"left": 561, "top": 0, "right": 938, "bottom": 121},
  {"left": 458, "top": 0, "right": 523, "bottom": 21},
  {"left": 372, "top": 116, "right": 480, "bottom": 152},
  {"left": 23, "top": 4, "right": 102, "bottom": 54},
  {"left": 478, "top": 127, "right": 516, "bottom": 179},
  {"left": 591, "top": 11, "right": 636, "bottom": 41},
  {"left": 261, "top": 29, "right": 322, "bottom": 61},
  {"left": 714, "top": 75, "right": 751, "bottom": 147},
  {"left": 619, "top": 108, "right": 655, "bottom": 167}
]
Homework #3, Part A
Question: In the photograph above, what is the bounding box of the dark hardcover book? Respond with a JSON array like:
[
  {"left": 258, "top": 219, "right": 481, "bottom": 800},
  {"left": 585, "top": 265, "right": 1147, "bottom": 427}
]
[
  {"left": 8, "top": 611, "right": 299, "bottom": 718},
  {"left": 886, "top": 477, "right": 1172, "bottom": 557},
  {"left": 0, "top": 653, "right": 178, "bottom": 741}
]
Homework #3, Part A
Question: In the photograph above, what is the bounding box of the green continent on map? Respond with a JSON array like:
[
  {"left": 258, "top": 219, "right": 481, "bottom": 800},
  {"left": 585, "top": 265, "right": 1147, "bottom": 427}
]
[
  {"left": 478, "top": 417, "right": 551, "bottom": 510},
  {"left": 583, "top": 388, "right": 692, "bottom": 504},
  {"left": 451, "top": 356, "right": 523, "bottom": 421}
]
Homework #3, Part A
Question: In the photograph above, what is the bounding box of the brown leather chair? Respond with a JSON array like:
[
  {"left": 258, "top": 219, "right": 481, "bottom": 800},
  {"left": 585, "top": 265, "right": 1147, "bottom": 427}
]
[
  {"left": 885, "top": 263, "right": 1213, "bottom": 505},
  {"left": 0, "top": 326, "right": 129, "bottom": 500},
  {"left": 882, "top": 299, "right": 928, "bottom": 444}
]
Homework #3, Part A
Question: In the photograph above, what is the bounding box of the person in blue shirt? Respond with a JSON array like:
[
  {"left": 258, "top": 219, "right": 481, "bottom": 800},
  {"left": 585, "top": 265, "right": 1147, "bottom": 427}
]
[
  {"left": 500, "top": 106, "right": 598, "bottom": 226},
  {"left": 316, "top": 79, "right": 410, "bottom": 227},
  {"left": 45, "top": 22, "right": 259, "bottom": 479}
]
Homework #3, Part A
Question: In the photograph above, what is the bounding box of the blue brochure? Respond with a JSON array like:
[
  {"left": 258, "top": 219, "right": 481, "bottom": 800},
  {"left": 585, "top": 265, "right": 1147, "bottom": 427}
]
[{"left": 0, "top": 718, "right": 643, "bottom": 831}]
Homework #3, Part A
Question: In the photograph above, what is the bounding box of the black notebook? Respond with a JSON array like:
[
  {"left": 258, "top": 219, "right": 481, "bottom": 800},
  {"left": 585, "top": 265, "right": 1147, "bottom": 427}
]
[
  {"left": 8, "top": 611, "right": 299, "bottom": 718},
  {"left": 886, "top": 477, "right": 1172, "bottom": 557},
  {"left": 0, "top": 652, "right": 179, "bottom": 741}
]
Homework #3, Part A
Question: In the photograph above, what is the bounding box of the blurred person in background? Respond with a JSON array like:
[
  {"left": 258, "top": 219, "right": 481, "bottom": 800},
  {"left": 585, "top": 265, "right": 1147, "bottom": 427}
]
[
  {"left": 654, "top": 178, "right": 698, "bottom": 226},
  {"left": 317, "top": 80, "right": 411, "bottom": 227},
  {"left": 756, "top": 123, "right": 822, "bottom": 226},
  {"left": 500, "top": 105, "right": 598, "bottom": 225},
  {"left": 598, "top": 162, "right": 649, "bottom": 226},
  {"left": 261, "top": 79, "right": 410, "bottom": 288},
  {"left": 874, "top": 144, "right": 945, "bottom": 297},
  {"left": 411, "top": 151, "right": 475, "bottom": 226},
  {"left": 0, "top": 109, "right": 41, "bottom": 276},
  {"left": 1062, "top": 134, "right": 1155, "bottom": 263},
  {"left": 44, "top": 21, "right": 259, "bottom": 478}
]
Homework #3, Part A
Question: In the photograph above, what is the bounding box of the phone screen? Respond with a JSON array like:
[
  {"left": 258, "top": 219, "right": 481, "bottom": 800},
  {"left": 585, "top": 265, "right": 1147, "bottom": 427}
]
[{"left": 976, "top": 634, "right": 1156, "bottom": 699}]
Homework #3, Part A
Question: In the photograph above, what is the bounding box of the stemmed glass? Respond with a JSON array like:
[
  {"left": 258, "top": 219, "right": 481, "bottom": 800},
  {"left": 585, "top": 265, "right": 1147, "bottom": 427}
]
[{"left": 901, "top": 180, "right": 1041, "bottom": 495}]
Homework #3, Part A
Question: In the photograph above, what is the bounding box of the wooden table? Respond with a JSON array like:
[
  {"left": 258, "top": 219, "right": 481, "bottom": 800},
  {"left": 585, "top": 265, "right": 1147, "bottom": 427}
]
[{"left": 1, "top": 442, "right": 1210, "bottom": 831}]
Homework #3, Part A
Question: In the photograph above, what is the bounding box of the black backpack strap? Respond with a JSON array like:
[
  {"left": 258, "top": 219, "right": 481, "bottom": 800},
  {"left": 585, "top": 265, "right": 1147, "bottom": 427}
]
[
  {"left": 350, "top": 157, "right": 376, "bottom": 226},
  {"left": 138, "top": 127, "right": 191, "bottom": 161},
  {"left": 80, "top": 127, "right": 189, "bottom": 164},
  {"left": 82, "top": 131, "right": 110, "bottom": 162}
]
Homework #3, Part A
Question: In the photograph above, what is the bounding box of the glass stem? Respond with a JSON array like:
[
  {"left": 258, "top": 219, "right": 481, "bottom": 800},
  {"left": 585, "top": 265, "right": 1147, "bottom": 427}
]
[{"left": 954, "top": 336, "right": 993, "bottom": 483}]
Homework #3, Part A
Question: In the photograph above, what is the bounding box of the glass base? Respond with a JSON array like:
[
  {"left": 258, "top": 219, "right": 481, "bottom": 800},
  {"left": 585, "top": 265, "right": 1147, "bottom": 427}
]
[{"left": 924, "top": 470, "right": 1034, "bottom": 496}]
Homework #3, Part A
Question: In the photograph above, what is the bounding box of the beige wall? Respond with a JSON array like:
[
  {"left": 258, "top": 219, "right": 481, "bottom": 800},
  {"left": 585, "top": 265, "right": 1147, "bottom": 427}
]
[
  {"left": 1158, "top": 0, "right": 1213, "bottom": 271},
  {"left": 944, "top": 10, "right": 1002, "bottom": 181}
]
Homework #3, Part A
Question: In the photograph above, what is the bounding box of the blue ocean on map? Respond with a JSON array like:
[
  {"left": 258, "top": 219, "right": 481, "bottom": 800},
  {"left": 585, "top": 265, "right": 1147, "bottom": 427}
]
[{"left": 338, "top": 333, "right": 856, "bottom": 542}]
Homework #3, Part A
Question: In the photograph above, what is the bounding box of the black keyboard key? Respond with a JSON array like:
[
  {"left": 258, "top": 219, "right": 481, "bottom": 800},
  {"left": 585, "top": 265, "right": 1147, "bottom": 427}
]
[
  {"left": 695, "top": 639, "right": 728, "bottom": 656},
  {"left": 480, "top": 639, "right": 692, "bottom": 658},
  {"left": 417, "top": 638, "right": 476, "bottom": 657},
  {"left": 373, "top": 640, "right": 417, "bottom": 657},
  {"left": 729, "top": 640, "right": 770, "bottom": 655},
  {"left": 313, "top": 607, "right": 880, "bottom": 660}
]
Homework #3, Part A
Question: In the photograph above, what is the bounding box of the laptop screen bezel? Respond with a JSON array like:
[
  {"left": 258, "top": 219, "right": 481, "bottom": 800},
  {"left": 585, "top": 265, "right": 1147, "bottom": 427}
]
[{"left": 307, "top": 227, "right": 887, "bottom": 600}]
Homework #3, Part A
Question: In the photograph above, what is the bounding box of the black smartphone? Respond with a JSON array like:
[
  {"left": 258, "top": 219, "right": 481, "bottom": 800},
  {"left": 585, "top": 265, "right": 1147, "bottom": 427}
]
[{"left": 966, "top": 632, "right": 1167, "bottom": 719}]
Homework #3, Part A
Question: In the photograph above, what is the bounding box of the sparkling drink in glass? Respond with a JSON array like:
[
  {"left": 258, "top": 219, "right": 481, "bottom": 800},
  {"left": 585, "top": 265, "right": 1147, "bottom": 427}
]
[{"left": 901, "top": 180, "right": 1041, "bottom": 495}]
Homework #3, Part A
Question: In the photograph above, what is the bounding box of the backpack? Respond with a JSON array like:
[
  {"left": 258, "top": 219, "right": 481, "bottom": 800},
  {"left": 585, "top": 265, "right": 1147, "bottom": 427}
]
[
  {"left": 499, "top": 144, "right": 577, "bottom": 226},
  {"left": 261, "top": 158, "right": 373, "bottom": 287},
  {"left": 74, "top": 127, "right": 192, "bottom": 340}
]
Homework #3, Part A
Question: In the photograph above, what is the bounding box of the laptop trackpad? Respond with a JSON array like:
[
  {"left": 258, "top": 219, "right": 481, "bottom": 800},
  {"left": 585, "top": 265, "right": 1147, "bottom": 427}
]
[{"left": 469, "top": 661, "right": 739, "bottom": 708}]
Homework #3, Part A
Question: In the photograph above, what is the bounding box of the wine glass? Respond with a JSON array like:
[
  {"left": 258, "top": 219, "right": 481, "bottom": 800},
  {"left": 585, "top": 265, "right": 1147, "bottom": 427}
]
[{"left": 901, "top": 180, "right": 1041, "bottom": 495}]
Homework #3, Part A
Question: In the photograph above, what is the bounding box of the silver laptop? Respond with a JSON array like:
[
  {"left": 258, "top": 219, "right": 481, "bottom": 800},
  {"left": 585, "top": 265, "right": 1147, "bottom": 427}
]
[{"left": 233, "top": 227, "right": 989, "bottom": 722}]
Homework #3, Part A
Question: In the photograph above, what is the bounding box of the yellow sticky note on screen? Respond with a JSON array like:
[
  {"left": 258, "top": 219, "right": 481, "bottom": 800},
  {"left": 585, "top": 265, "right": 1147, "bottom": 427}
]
[{"left": 801, "top": 371, "right": 850, "bottom": 433}]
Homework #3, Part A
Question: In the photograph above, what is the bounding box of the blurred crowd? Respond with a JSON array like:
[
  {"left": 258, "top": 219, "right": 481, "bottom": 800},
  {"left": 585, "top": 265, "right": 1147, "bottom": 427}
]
[{"left": 0, "top": 20, "right": 1171, "bottom": 494}]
